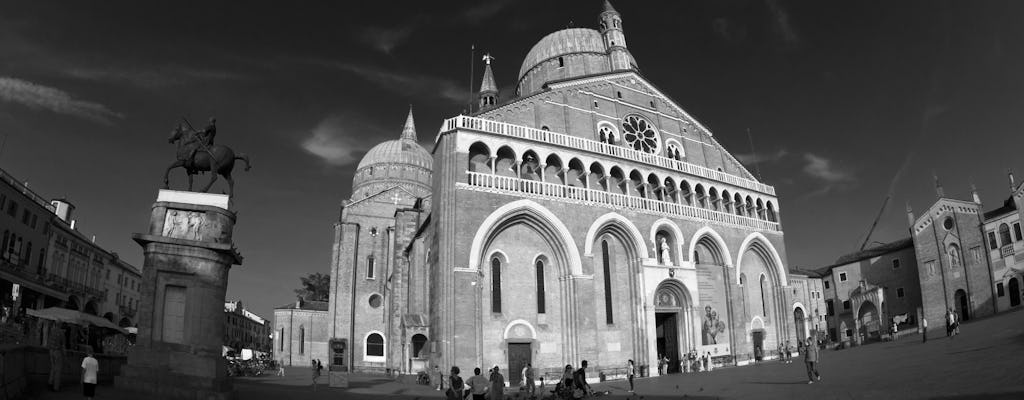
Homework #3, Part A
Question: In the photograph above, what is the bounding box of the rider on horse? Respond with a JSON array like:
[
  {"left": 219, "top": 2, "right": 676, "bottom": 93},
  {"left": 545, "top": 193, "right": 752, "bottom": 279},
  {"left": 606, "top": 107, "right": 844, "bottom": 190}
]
[{"left": 179, "top": 117, "right": 217, "bottom": 171}]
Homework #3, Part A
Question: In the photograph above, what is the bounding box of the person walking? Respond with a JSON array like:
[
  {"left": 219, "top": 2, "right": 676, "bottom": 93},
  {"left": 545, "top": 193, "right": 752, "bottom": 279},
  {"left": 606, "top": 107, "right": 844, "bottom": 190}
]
[
  {"left": 523, "top": 363, "right": 536, "bottom": 398},
  {"left": 432, "top": 365, "right": 443, "bottom": 391},
  {"left": 626, "top": 359, "right": 636, "bottom": 393},
  {"left": 573, "top": 360, "right": 592, "bottom": 398},
  {"left": 446, "top": 366, "right": 464, "bottom": 400},
  {"left": 706, "top": 352, "right": 714, "bottom": 372},
  {"left": 784, "top": 341, "right": 793, "bottom": 363},
  {"left": 489, "top": 366, "right": 506, "bottom": 400},
  {"left": 311, "top": 360, "right": 320, "bottom": 391},
  {"left": 557, "top": 364, "right": 574, "bottom": 399},
  {"left": 804, "top": 337, "right": 821, "bottom": 384},
  {"left": 466, "top": 367, "right": 489, "bottom": 400},
  {"left": 47, "top": 322, "right": 66, "bottom": 391},
  {"left": 277, "top": 359, "right": 285, "bottom": 377},
  {"left": 81, "top": 350, "right": 99, "bottom": 400},
  {"left": 657, "top": 354, "right": 665, "bottom": 375},
  {"left": 921, "top": 317, "right": 928, "bottom": 343}
]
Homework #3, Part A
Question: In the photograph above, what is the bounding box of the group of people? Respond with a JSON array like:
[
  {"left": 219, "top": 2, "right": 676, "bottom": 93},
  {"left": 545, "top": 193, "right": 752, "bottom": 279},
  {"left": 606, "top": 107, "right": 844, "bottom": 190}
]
[
  {"left": 776, "top": 341, "right": 794, "bottom": 363},
  {"left": 443, "top": 360, "right": 596, "bottom": 400},
  {"left": 946, "top": 308, "right": 961, "bottom": 338},
  {"left": 658, "top": 351, "right": 715, "bottom": 374}
]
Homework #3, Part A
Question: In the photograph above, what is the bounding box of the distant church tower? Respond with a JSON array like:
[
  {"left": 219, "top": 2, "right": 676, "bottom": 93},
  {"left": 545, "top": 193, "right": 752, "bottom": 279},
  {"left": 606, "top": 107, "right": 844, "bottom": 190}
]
[
  {"left": 479, "top": 53, "right": 499, "bottom": 110},
  {"left": 600, "top": 0, "right": 631, "bottom": 71}
]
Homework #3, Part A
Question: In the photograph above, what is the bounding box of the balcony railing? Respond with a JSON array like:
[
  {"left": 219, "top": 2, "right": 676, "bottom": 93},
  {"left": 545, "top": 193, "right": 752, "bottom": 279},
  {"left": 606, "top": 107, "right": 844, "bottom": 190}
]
[
  {"left": 442, "top": 115, "right": 776, "bottom": 196},
  {"left": 463, "top": 172, "right": 781, "bottom": 232},
  {"left": 43, "top": 273, "right": 104, "bottom": 299},
  {"left": 1001, "top": 244, "right": 1015, "bottom": 258}
]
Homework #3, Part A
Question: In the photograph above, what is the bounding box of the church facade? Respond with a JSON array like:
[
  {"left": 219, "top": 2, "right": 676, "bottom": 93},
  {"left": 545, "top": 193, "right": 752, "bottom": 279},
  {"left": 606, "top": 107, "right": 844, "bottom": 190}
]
[{"left": 327, "top": 2, "right": 808, "bottom": 380}]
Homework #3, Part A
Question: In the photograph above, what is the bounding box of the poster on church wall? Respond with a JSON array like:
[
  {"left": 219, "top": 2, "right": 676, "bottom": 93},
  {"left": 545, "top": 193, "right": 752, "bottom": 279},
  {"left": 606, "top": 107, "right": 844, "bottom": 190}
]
[{"left": 696, "top": 265, "right": 731, "bottom": 356}]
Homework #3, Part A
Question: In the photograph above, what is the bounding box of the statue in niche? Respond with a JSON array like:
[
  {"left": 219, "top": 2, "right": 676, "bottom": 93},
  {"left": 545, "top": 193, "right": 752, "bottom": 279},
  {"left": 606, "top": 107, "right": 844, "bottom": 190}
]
[{"left": 659, "top": 236, "right": 672, "bottom": 266}]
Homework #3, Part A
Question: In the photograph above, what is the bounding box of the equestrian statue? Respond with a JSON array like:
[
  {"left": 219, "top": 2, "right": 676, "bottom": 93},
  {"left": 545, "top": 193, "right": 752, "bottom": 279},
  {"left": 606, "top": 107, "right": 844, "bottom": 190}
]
[{"left": 163, "top": 117, "right": 251, "bottom": 197}]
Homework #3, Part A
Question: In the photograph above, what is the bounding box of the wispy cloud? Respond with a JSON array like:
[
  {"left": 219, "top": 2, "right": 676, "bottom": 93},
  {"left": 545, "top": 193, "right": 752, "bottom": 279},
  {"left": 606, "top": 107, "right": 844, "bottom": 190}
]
[
  {"left": 331, "top": 62, "right": 465, "bottom": 104},
  {"left": 358, "top": 0, "right": 514, "bottom": 55},
  {"left": 0, "top": 77, "right": 123, "bottom": 124},
  {"left": 801, "top": 152, "right": 855, "bottom": 197},
  {"left": 803, "top": 153, "right": 853, "bottom": 183},
  {"left": 359, "top": 26, "right": 417, "bottom": 56},
  {"left": 300, "top": 115, "right": 377, "bottom": 166},
  {"left": 736, "top": 149, "right": 788, "bottom": 165},
  {"left": 764, "top": 0, "right": 801, "bottom": 47},
  {"left": 65, "top": 66, "right": 246, "bottom": 88}
]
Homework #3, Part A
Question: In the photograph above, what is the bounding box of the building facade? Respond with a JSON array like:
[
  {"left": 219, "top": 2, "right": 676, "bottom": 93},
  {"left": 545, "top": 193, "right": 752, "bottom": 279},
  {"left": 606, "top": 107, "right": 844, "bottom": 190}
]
[
  {"left": 814, "top": 239, "right": 922, "bottom": 345},
  {"left": 0, "top": 168, "right": 141, "bottom": 332},
  {"left": 909, "top": 181, "right": 997, "bottom": 335},
  {"left": 328, "top": 2, "right": 808, "bottom": 380},
  {"left": 980, "top": 173, "right": 1024, "bottom": 311},
  {"left": 224, "top": 300, "right": 272, "bottom": 354},
  {"left": 274, "top": 298, "right": 329, "bottom": 367}
]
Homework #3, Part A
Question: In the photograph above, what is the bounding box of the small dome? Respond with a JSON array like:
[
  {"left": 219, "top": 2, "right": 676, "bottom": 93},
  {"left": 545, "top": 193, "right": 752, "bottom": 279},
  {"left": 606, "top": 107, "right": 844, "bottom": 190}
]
[
  {"left": 518, "top": 28, "right": 607, "bottom": 81},
  {"left": 357, "top": 139, "right": 432, "bottom": 171}
]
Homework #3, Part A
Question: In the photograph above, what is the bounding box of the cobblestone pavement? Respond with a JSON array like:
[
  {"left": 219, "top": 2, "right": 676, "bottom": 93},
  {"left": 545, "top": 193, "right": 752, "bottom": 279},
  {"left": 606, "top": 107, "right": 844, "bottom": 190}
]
[{"left": 31, "top": 309, "right": 1024, "bottom": 399}]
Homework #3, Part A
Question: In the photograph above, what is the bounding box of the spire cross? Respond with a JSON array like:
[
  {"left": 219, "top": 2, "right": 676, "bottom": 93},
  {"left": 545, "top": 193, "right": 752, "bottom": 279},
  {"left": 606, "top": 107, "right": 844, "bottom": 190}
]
[{"left": 482, "top": 53, "right": 495, "bottom": 65}]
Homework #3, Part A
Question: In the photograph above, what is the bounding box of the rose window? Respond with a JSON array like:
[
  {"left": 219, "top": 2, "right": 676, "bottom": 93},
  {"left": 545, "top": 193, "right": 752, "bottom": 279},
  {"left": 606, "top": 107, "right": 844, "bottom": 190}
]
[{"left": 621, "top": 115, "right": 659, "bottom": 154}]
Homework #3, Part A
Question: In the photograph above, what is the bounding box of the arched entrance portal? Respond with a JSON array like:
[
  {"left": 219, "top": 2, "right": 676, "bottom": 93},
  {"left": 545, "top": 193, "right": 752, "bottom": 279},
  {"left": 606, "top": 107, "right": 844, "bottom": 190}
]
[
  {"left": 858, "top": 301, "right": 880, "bottom": 342},
  {"left": 1009, "top": 278, "right": 1021, "bottom": 307},
  {"left": 793, "top": 307, "right": 807, "bottom": 341},
  {"left": 954, "top": 289, "right": 970, "bottom": 321},
  {"left": 654, "top": 281, "right": 689, "bottom": 374}
]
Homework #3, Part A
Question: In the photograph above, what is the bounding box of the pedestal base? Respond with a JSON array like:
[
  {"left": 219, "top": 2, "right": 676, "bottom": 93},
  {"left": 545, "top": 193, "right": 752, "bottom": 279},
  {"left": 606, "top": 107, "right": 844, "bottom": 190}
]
[{"left": 115, "top": 351, "right": 236, "bottom": 400}]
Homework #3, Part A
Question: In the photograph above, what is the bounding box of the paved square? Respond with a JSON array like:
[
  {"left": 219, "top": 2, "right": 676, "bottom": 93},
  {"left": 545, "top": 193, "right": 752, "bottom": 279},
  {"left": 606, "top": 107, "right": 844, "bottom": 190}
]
[{"left": 32, "top": 310, "right": 1024, "bottom": 400}]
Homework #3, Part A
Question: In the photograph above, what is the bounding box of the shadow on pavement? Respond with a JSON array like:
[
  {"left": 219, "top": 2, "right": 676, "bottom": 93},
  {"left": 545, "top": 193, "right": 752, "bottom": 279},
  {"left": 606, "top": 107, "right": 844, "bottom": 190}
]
[{"left": 929, "top": 393, "right": 1024, "bottom": 400}]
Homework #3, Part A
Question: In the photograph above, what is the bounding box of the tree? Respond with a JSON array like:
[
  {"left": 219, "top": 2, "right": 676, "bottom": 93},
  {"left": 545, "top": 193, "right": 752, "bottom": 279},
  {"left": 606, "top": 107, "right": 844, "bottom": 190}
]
[{"left": 294, "top": 272, "right": 330, "bottom": 302}]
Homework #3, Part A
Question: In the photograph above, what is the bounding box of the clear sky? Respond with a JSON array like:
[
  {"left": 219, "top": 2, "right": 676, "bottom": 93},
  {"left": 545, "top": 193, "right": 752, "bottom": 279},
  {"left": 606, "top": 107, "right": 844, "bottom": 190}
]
[{"left": 1, "top": 0, "right": 1021, "bottom": 320}]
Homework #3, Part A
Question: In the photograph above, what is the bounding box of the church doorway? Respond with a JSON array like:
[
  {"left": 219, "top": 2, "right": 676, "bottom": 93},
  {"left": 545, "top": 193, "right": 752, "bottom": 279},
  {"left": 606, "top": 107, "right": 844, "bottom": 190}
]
[
  {"left": 751, "top": 330, "right": 765, "bottom": 361},
  {"left": 507, "top": 343, "right": 531, "bottom": 386},
  {"left": 955, "top": 289, "right": 970, "bottom": 321},
  {"left": 1009, "top": 278, "right": 1021, "bottom": 307},
  {"left": 858, "top": 301, "right": 880, "bottom": 342},
  {"left": 793, "top": 308, "right": 806, "bottom": 341},
  {"left": 655, "top": 312, "right": 680, "bottom": 373}
]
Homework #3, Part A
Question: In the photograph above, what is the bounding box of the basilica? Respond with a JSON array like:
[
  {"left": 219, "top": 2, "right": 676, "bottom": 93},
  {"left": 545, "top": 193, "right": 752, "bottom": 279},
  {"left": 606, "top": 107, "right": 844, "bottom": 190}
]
[{"left": 278, "top": 2, "right": 821, "bottom": 381}]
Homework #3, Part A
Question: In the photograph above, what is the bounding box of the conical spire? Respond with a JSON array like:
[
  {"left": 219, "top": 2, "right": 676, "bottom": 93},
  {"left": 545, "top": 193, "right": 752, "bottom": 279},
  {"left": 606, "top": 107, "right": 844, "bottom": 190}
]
[
  {"left": 933, "top": 172, "right": 945, "bottom": 199},
  {"left": 401, "top": 106, "right": 417, "bottom": 141},
  {"left": 478, "top": 54, "right": 498, "bottom": 110},
  {"left": 603, "top": 0, "right": 617, "bottom": 13},
  {"left": 480, "top": 54, "right": 498, "bottom": 94}
]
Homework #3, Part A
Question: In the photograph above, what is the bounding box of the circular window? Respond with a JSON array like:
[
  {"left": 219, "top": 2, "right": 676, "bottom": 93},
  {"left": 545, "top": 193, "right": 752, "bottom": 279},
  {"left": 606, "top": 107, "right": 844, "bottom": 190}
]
[
  {"left": 621, "top": 115, "right": 659, "bottom": 154},
  {"left": 943, "top": 217, "right": 954, "bottom": 230},
  {"left": 368, "top": 294, "right": 382, "bottom": 308}
]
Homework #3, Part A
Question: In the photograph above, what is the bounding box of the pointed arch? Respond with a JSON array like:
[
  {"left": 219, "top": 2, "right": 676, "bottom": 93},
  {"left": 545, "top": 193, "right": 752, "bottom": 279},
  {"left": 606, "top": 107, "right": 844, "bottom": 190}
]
[
  {"left": 583, "top": 212, "right": 649, "bottom": 259},
  {"left": 468, "top": 199, "right": 583, "bottom": 276},
  {"left": 687, "top": 227, "right": 733, "bottom": 267},
  {"left": 735, "top": 232, "right": 788, "bottom": 286}
]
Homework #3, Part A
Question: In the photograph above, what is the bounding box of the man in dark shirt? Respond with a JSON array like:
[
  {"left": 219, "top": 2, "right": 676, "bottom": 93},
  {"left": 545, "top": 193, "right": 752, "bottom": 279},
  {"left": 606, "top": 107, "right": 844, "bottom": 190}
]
[{"left": 573, "top": 360, "right": 592, "bottom": 396}]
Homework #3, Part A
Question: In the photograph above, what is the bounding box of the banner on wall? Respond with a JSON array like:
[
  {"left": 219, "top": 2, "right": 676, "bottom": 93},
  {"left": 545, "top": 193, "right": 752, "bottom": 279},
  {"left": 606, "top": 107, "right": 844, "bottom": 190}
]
[{"left": 697, "top": 265, "right": 731, "bottom": 356}]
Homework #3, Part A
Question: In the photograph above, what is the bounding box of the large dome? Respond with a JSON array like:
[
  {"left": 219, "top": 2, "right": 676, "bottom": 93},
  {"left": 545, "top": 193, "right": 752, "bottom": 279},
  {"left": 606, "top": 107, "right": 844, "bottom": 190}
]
[
  {"left": 518, "top": 28, "right": 608, "bottom": 81},
  {"left": 351, "top": 109, "right": 433, "bottom": 196}
]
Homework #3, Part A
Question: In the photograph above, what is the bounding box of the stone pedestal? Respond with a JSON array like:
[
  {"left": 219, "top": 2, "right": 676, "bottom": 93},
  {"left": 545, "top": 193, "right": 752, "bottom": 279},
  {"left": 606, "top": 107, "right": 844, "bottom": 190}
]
[{"left": 115, "top": 190, "right": 242, "bottom": 400}]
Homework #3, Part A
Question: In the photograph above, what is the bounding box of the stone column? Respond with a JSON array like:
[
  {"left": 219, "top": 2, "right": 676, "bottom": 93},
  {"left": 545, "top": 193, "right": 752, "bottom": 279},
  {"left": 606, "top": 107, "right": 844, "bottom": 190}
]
[{"left": 115, "top": 190, "right": 242, "bottom": 400}]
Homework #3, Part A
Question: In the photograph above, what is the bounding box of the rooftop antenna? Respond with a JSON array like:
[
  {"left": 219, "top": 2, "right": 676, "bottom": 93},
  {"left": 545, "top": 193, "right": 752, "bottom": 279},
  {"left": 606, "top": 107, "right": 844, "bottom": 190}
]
[
  {"left": 468, "top": 44, "right": 476, "bottom": 114},
  {"left": 746, "top": 128, "right": 762, "bottom": 181}
]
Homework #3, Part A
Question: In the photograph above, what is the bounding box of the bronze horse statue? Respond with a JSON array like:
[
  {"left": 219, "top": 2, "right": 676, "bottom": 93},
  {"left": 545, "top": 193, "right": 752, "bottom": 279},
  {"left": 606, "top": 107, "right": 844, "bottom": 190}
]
[{"left": 163, "top": 124, "right": 251, "bottom": 197}]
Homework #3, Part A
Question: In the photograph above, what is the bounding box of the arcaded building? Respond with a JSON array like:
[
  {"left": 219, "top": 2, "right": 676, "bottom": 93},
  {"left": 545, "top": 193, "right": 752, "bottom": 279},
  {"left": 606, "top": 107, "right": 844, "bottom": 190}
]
[{"left": 328, "top": 2, "right": 808, "bottom": 380}]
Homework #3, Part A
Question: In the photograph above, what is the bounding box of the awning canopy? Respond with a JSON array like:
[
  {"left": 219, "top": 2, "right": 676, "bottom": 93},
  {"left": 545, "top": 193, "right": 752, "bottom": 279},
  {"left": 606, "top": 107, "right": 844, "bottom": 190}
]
[{"left": 26, "top": 307, "right": 127, "bottom": 333}]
